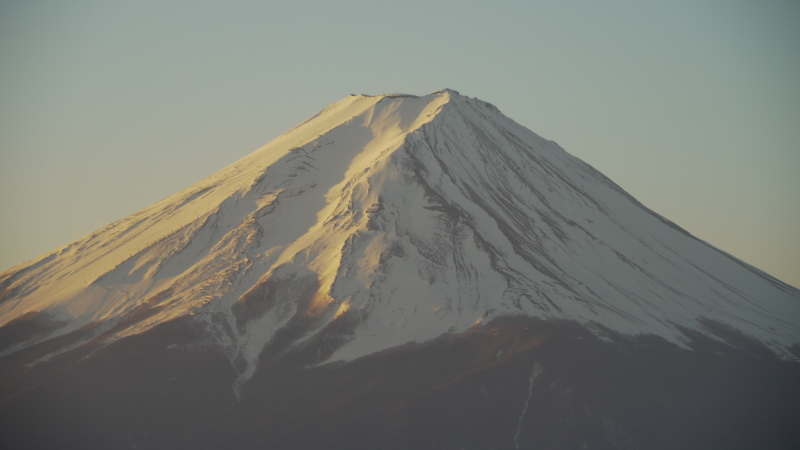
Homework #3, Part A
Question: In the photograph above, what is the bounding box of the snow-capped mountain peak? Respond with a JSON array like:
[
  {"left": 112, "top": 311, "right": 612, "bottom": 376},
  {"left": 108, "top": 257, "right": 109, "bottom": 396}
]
[{"left": 1, "top": 89, "right": 798, "bottom": 382}]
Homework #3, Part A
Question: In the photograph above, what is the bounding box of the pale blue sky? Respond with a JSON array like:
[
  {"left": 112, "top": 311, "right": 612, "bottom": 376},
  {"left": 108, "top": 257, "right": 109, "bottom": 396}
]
[{"left": 1, "top": 0, "right": 798, "bottom": 287}]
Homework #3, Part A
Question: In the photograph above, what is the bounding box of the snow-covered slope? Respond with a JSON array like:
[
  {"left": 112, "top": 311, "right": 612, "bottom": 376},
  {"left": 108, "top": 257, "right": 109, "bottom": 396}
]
[{"left": 1, "top": 89, "right": 798, "bottom": 384}]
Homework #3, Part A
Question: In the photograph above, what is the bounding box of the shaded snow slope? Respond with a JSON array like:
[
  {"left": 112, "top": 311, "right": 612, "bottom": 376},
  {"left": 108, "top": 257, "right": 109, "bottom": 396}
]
[{"left": 1, "top": 90, "right": 798, "bottom": 378}]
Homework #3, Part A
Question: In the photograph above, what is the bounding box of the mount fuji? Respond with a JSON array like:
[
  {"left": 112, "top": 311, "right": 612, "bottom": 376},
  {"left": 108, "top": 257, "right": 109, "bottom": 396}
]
[{"left": 1, "top": 89, "right": 798, "bottom": 449}]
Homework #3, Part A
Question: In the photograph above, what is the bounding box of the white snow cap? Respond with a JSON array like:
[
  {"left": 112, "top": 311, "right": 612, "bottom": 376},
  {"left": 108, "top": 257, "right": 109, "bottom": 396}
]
[{"left": 1, "top": 89, "right": 798, "bottom": 372}]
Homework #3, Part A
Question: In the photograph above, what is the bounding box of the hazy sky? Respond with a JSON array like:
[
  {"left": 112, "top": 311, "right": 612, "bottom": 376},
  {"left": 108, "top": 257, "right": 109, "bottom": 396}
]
[{"left": 1, "top": 1, "right": 798, "bottom": 288}]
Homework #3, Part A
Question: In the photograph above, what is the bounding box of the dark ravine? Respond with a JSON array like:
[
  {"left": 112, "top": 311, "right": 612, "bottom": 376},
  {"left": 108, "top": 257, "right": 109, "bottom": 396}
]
[{"left": 1, "top": 315, "right": 798, "bottom": 449}]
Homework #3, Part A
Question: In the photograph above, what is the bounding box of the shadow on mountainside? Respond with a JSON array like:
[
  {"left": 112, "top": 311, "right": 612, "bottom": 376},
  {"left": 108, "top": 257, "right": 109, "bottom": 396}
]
[{"left": 0, "top": 315, "right": 798, "bottom": 449}]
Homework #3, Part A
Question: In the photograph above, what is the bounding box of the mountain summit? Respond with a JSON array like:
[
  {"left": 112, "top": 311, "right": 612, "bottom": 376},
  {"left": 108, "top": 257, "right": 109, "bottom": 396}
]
[{"left": 2, "top": 90, "right": 799, "bottom": 449}]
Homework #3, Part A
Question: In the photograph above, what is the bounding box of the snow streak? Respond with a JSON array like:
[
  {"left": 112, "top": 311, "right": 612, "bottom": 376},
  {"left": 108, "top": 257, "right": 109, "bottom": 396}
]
[{"left": 514, "top": 361, "right": 543, "bottom": 450}]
